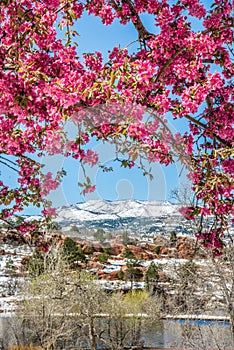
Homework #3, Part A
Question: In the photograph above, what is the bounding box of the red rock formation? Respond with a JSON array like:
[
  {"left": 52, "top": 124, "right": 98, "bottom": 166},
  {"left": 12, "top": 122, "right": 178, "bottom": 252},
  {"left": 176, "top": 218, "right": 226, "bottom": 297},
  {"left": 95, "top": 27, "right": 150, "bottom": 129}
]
[
  {"left": 126, "top": 244, "right": 145, "bottom": 259},
  {"left": 88, "top": 260, "right": 103, "bottom": 270},
  {"left": 110, "top": 244, "right": 125, "bottom": 256},
  {"left": 160, "top": 246, "right": 169, "bottom": 255},
  {"left": 143, "top": 243, "right": 158, "bottom": 252},
  {"left": 91, "top": 243, "right": 104, "bottom": 253},
  {"left": 107, "top": 270, "right": 120, "bottom": 281}
]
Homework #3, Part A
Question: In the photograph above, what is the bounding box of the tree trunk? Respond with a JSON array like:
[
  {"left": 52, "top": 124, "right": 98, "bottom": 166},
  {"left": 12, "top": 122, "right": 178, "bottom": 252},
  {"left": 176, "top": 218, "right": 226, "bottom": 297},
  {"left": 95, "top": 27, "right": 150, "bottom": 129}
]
[
  {"left": 229, "top": 307, "right": 234, "bottom": 347},
  {"left": 88, "top": 317, "right": 97, "bottom": 350}
]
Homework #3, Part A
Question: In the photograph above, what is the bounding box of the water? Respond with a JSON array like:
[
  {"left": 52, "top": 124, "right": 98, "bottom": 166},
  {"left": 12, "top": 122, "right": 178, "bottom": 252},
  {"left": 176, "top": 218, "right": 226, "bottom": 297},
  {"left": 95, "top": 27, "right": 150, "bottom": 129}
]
[{"left": 0, "top": 316, "right": 232, "bottom": 349}]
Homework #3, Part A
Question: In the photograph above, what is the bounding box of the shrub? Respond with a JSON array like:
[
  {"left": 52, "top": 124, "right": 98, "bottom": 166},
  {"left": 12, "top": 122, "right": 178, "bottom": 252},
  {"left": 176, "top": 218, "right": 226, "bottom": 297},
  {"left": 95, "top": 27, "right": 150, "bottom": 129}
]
[
  {"left": 84, "top": 245, "right": 94, "bottom": 255},
  {"left": 117, "top": 270, "right": 125, "bottom": 280},
  {"left": 98, "top": 252, "right": 109, "bottom": 264},
  {"left": 9, "top": 345, "right": 42, "bottom": 350},
  {"left": 170, "top": 231, "right": 177, "bottom": 244},
  {"left": 27, "top": 249, "right": 57, "bottom": 278},
  {"left": 154, "top": 246, "right": 161, "bottom": 255},
  {"left": 121, "top": 247, "right": 135, "bottom": 259},
  {"left": 104, "top": 246, "right": 113, "bottom": 255},
  {"left": 62, "top": 237, "right": 86, "bottom": 265}
]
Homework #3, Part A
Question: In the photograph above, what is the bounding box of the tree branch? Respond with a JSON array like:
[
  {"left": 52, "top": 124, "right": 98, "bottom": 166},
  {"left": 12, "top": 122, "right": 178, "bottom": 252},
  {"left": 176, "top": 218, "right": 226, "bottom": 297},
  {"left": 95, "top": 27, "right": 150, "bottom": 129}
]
[
  {"left": 0, "top": 217, "right": 15, "bottom": 229},
  {"left": 202, "top": 21, "right": 234, "bottom": 36},
  {"left": 153, "top": 47, "right": 185, "bottom": 84},
  {"left": 123, "top": 0, "right": 153, "bottom": 41},
  {"left": 0, "top": 154, "right": 19, "bottom": 168},
  {"left": 184, "top": 114, "right": 232, "bottom": 147},
  {"left": 110, "top": 0, "right": 153, "bottom": 41},
  {"left": 0, "top": 159, "right": 19, "bottom": 172}
]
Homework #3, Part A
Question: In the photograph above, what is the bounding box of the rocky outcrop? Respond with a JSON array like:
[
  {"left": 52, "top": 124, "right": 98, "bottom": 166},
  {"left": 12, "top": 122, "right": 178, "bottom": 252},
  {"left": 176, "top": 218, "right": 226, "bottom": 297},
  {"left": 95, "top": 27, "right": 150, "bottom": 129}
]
[
  {"left": 0, "top": 230, "right": 26, "bottom": 245},
  {"left": 0, "top": 248, "right": 6, "bottom": 255},
  {"left": 153, "top": 235, "right": 169, "bottom": 247},
  {"left": 175, "top": 237, "right": 197, "bottom": 259},
  {"left": 88, "top": 259, "right": 104, "bottom": 270},
  {"left": 110, "top": 244, "right": 125, "bottom": 256},
  {"left": 126, "top": 244, "right": 145, "bottom": 259}
]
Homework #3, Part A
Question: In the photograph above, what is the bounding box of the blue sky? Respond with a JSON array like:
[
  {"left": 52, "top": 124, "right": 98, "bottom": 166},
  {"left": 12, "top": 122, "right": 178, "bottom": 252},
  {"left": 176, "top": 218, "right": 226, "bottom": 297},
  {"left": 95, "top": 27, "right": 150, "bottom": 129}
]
[
  {"left": 2, "top": 9, "right": 195, "bottom": 215},
  {"left": 40, "top": 12, "right": 190, "bottom": 211}
]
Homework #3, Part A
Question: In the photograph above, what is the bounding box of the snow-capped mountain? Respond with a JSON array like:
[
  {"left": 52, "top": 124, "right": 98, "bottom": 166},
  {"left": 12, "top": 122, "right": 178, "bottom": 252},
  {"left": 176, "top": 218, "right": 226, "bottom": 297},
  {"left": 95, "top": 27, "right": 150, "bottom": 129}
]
[
  {"left": 55, "top": 199, "right": 179, "bottom": 224},
  {"left": 24, "top": 200, "right": 189, "bottom": 235},
  {"left": 52, "top": 200, "right": 188, "bottom": 235}
]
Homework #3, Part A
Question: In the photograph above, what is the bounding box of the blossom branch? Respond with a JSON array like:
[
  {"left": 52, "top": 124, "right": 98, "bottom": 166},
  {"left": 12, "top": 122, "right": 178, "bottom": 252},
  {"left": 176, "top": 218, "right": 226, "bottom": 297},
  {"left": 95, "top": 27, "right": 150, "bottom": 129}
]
[
  {"left": 183, "top": 114, "right": 232, "bottom": 147},
  {"left": 123, "top": 0, "right": 153, "bottom": 41}
]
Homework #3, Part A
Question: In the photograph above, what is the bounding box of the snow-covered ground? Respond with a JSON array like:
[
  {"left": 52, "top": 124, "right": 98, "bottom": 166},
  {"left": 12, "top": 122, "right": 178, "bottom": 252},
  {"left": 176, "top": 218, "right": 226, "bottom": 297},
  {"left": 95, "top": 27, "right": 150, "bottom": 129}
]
[{"left": 0, "top": 243, "right": 31, "bottom": 313}]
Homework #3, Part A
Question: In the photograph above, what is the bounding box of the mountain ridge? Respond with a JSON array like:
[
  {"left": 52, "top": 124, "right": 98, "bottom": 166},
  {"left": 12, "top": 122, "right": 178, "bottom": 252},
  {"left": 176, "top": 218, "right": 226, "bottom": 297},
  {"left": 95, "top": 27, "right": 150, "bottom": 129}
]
[{"left": 55, "top": 199, "right": 180, "bottom": 224}]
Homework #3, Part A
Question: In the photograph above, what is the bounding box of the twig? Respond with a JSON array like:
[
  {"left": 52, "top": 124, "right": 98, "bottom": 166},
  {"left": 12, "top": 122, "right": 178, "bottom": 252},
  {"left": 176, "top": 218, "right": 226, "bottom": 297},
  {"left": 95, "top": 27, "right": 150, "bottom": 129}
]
[{"left": 0, "top": 159, "right": 19, "bottom": 172}]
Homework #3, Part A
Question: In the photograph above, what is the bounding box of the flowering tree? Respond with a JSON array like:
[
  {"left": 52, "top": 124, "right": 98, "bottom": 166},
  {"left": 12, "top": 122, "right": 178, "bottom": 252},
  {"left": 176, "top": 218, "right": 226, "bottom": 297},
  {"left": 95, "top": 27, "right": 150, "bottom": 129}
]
[{"left": 0, "top": 0, "right": 233, "bottom": 253}]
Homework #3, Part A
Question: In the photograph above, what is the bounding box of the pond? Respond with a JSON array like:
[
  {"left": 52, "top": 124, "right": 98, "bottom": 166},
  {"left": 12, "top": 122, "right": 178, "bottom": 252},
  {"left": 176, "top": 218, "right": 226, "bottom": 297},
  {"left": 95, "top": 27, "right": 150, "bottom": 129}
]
[{"left": 0, "top": 315, "right": 232, "bottom": 349}]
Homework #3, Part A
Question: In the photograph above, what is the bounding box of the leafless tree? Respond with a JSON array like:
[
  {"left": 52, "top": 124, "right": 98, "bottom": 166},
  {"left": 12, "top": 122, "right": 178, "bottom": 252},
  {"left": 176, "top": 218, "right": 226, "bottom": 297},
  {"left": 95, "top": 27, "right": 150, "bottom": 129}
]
[
  {"left": 7, "top": 249, "right": 162, "bottom": 350},
  {"left": 168, "top": 184, "right": 234, "bottom": 349},
  {"left": 99, "top": 290, "right": 161, "bottom": 350}
]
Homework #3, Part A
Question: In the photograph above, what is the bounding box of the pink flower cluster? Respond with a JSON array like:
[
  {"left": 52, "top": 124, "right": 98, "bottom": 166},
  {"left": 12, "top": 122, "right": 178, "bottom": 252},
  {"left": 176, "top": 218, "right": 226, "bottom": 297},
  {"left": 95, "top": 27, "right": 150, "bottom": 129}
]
[
  {"left": 18, "top": 223, "right": 37, "bottom": 235},
  {"left": 41, "top": 207, "right": 57, "bottom": 217},
  {"left": 43, "top": 131, "right": 64, "bottom": 155},
  {"left": 0, "top": 0, "right": 233, "bottom": 247},
  {"left": 179, "top": 206, "right": 197, "bottom": 220},
  {"left": 81, "top": 150, "right": 99, "bottom": 167},
  {"left": 83, "top": 185, "right": 96, "bottom": 194},
  {"left": 41, "top": 172, "right": 60, "bottom": 197},
  {"left": 195, "top": 229, "right": 224, "bottom": 255}
]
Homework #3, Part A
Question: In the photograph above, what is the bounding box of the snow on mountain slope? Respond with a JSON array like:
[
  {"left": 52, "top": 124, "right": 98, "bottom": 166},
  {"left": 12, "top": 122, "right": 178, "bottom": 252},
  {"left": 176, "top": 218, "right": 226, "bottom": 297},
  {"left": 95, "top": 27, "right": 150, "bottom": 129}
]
[{"left": 55, "top": 200, "right": 179, "bottom": 224}]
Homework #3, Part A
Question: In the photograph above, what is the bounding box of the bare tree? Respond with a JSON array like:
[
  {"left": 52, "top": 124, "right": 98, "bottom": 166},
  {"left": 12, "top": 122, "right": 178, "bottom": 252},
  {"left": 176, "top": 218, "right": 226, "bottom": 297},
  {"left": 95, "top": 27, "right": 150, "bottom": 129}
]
[
  {"left": 169, "top": 184, "right": 234, "bottom": 348},
  {"left": 207, "top": 242, "right": 234, "bottom": 344},
  {"left": 99, "top": 290, "right": 161, "bottom": 350},
  {"left": 7, "top": 249, "right": 162, "bottom": 350},
  {"left": 5, "top": 250, "right": 98, "bottom": 349}
]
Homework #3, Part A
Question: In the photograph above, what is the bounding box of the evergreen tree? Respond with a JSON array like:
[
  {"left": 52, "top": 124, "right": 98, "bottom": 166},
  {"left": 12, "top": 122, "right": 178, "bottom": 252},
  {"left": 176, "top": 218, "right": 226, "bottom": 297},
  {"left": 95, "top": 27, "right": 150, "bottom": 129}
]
[
  {"left": 145, "top": 262, "right": 159, "bottom": 293},
  {"left": 62, "top": 237, "right": 86, "bottom": 265}
]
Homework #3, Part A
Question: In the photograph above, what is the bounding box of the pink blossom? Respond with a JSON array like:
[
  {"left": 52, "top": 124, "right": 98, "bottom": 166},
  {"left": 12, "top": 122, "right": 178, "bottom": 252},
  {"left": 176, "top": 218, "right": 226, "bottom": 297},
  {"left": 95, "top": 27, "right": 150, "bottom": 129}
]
[
  {"left": 222, "top": 159, "right": 234, "bottom": 176},
  {"left": 18, "top": 224, "right": 37, "bottom": 235},
  {"left": 42, "top": 207, "right": 57, "bottom": 217},
  {"left": 200, "top": 207, "right": 211, "bottom": 216},
  {"left": 179, "top": 206, "right": 197, "bottom": 220},
  {"left": 81, "top": 150, "right": 98, "bottom": 166},
  {"left": 0, "top": 0, "right": 233, "bottom": 246},
  {"left": 41, "top": 172, "right": 60, "bottom": 197},
  {"left": 36, "top": 242, "right": 50, "bottom": 253},
  {"left": 43, "top": 131, "right": 64, "bottom": 155},
  {"left": 83, "top": 185, "right": 96, "bottom": 194},
  {"left": 195, "top": 229, "right": 224, "bottom": 253}
]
